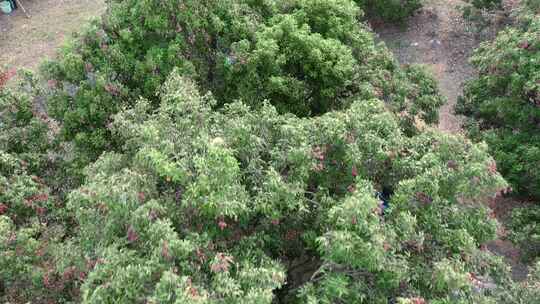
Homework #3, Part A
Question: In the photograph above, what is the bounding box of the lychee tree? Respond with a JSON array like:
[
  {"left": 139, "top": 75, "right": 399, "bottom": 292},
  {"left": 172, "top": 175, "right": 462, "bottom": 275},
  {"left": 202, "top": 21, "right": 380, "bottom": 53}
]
[
  {"left": 49, "top": 72, "right": 522, "bottom": 303},
  {"left": 41, "top": 0, "right": 443, "bottom": 163},
  {"left": 2, "top": 1, "right": 540, "bottom": 303},
  {"left": 456, "top": 12, "right": 540, "bottom": 199}
]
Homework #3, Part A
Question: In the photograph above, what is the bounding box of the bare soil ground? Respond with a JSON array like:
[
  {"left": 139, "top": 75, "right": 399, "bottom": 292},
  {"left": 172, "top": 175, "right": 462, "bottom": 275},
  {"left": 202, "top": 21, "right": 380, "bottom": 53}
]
[
  {"left": 372, "top": 0, "right": 529, "bottom": 281},
  {"left": 486, "top": 196, "right": 535, "bottom": 281},
  {"left": 0, "top": 0, "right": 105, "bottom": 71},
  {"left": 372, "top": 0, "right": 512, "bottom": 134}
]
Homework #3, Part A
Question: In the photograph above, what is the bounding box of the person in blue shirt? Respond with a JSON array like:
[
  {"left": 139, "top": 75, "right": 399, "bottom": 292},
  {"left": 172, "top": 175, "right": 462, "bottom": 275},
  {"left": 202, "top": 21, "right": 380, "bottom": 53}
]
[{"left": 376, "top": 187, "right": 392, "bottom": 216}]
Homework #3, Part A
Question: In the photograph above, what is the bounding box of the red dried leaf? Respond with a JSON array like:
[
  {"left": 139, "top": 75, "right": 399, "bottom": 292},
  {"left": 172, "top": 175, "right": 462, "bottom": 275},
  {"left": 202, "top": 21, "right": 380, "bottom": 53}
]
[
  {"left": 211, "top": 253, "right": 233, "bottom": 273},
  {"left": 313, "top": 162, "right": 324, "bottom": 172},
  {"left": 185, "top": 276, "right": 199, "bottom": 298},
  {"left": 518, "top": 40, "right": 530, "bottom": 49},
  {"left": 35, "top": 206, "right": 47, "bottom": 216},
  {"left": 138, "top": 192, "right": 146, "bottom": 203},
  {"left": 218, "top": 219, "right": 228, "bottom": 231},
  {"left": 43, "top": 271, "right": 61, "bottom": 290},
  {"left": 162, "top": 240, "right": 172, "bottom": 261},
  {"left": 345, "top": 133, "right": 355, "bottom": 144},
  {"left": 78, "top": 271, "right": 87, "bottom": 281},
  {"left": 47, "top": 79, "right": 58, "bottom": 88},
  {"left": 312, "top": 146, "right": 326, "bottom": 161},
  {"left": 148, "top": 209, "right": 158, "bottom": 221},
  {"left": 285, "top": 229, "right": 298, "bottom": 241},
  {"left": 85, "top": 62, "right": 94, "bottom": 72},
  {"left": 26, "top": 193, "right": 49, "bottom": 204},
  {"left": 0, "top": 68, "right": 16, "bottom": 88},
  {"left": 105, "top": 83, "right": 120, "bottom": 96},
  {"left": 196, "top": 248, "right": 207, "bottom": 263},
  {"left": 0, "top": 203, "right": 7, "bottom": 215},
  {"left": 351, "top": 166, "right": 358, "bottom": 177},
  {"left": 127, "top": 225, "right": 139, "bottom": 243},
  {"left": 415, "top": 192, "right": 433, "bottom": 205},
  {"left": 487, "top": 161, "right": 498, "bottom": 175},
  {"left": 411, "top": 297, "right": 426, "bottom": 304},
  {"left": 189, "top": 286, "right": 199, "bottom": 298},
  {"left": 62, "top": 266, "right": 77, "bottom": 281}
]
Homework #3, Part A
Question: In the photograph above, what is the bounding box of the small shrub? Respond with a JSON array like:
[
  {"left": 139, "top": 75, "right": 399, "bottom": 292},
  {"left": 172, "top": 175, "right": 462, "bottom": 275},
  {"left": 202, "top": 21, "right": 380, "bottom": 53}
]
[
  {"left": 356, "top": 0, "right": 422, "bottom": 22},
  {"left": 0, "top": 74, "right": 51, "bottom": 172},
  {"left": 42, "top": 0, "right": 442, "bottom": 167},
  {"left": 0, "top": 151, "right": 78, "bottom": 303},
  {"left": 461, "top": 0, "right": 504, "bottom": 37},
  {"left": 456, "top": 15, "right": 540, "bottom": 199},
  {"left": 467, "top": 0, "right": 502, "bottom": 10},
  {"left": 508, "top": 206, "right": 540, "bottom": 262}
]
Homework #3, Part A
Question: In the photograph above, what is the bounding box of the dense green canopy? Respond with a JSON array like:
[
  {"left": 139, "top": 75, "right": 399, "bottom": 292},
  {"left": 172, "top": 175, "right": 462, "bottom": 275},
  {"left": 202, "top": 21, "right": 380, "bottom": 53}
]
[
  {"left": 41, "top": 0, "right": 442, "bottom": 162},
  {"left": 1, "top": 0, "right": 539, "bottom": 303},
  {"left": 457, "top": 8, "right": 540, "bottom": 199}
]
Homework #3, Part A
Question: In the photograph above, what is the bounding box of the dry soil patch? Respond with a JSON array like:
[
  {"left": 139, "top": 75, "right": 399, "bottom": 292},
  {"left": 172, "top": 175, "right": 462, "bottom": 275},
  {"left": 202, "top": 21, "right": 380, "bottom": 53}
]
[{"left": 0, "top": 0, "right": 105, "bottom": 70}]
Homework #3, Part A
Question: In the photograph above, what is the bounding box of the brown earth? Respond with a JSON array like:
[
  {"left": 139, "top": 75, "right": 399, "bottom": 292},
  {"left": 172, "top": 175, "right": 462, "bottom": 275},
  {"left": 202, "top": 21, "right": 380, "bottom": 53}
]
[
  {"left": 372, "top": 0, "right": 514, "bottom": 134},
  {"left": 486, "top": 196, "right": 535, "bottom": 281},
  {"left": 0, "top": 0, "right": 105, "bottom": 71}
]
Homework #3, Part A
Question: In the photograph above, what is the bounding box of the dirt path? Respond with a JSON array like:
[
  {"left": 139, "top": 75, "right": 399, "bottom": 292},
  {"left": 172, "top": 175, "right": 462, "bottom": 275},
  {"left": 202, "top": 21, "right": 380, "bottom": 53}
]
[
  {"left": 372, "top": 0, "right": 483, "bottom": 134},
  {"left": 0, "top": 0, "right": 105, "bottom": 71},
  {"left": 486, "top": 196, "right": 533, "bottom": 281},
  {"left": 372, "top": 0, "right": 529, "bottom": 281}
]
